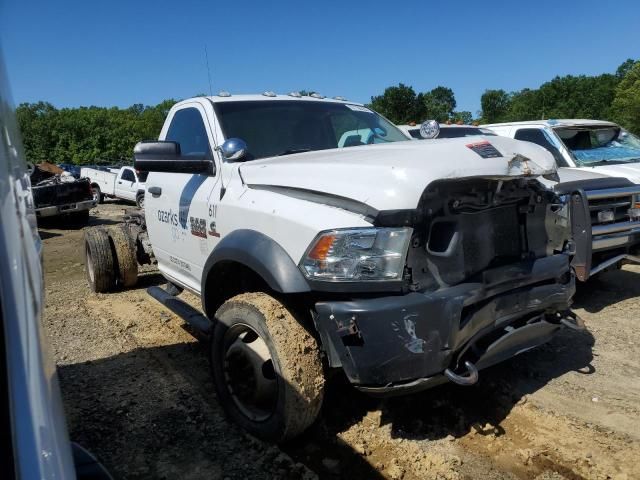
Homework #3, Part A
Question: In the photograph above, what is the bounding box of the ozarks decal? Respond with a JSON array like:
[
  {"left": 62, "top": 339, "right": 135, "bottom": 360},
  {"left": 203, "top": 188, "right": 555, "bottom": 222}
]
[
  {"left": 189, "top": 216, "right": 207, "bottom": 238},
  {"left": 157, "top": 209, "right": 179, "bottom": 226},
  {"left": 179, "top": 175, "right": 208, "bottom": 229},
  {"left": 208, "top": 220, "right": 220, "bottom": 238}
]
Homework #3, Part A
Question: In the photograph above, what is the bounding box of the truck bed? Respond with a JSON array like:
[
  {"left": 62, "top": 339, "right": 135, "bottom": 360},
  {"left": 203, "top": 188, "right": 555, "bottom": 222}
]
[{"left": 32, "top": 177, "right": 95, "bottom": 218}]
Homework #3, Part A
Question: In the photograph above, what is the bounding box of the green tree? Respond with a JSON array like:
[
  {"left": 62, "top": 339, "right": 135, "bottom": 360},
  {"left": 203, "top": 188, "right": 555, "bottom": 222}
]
[
  {"left": 369, "top": 83, "right": 422, "bottom": 124},
  {"left": 421, "top": 86, "right": 456, "bottom": 122},
  {"left": 451, "top": 111, "right": 473, "bottom": 124},
  {"left": 616, "top": 59, "right": 638, "bottom": 79},
  {"left": 16, "top": 98, "right": 177, "bottom": 164},
  {"left": 610, "top": 62, "right": 640, "bottom": 134},
  {"left": 480, "top": 89, "right": 510, "bottom": 123}
]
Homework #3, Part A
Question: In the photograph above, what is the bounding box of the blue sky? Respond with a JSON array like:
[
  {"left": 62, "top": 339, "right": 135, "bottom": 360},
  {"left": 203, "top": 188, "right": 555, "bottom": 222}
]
[{"left": 2, "top": 0, "right": 640, "bottom": 115}]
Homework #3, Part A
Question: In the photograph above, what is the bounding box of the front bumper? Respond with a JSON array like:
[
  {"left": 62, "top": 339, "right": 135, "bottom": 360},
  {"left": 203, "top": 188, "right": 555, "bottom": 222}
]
[
  {"left": 314, "top": 254, "right": 575, "bottom": 395},
  {"left": 35, "top": 199, "right": 96, "bottom": 217},
  {"left": 556, "top": 179, "right": 640, "bottom": 280}
]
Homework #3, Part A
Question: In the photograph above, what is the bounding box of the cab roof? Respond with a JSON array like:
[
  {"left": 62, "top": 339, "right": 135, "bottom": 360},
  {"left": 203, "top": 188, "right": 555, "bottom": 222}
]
[
  {"left": 398, "top": 123, "right": 479, "bottom": 129},
  {"left": 178, "top": 93, "right": 360, "bottom": 106},
  {"left": 482, "top": 119, "right": 619, "bottom": 128}
]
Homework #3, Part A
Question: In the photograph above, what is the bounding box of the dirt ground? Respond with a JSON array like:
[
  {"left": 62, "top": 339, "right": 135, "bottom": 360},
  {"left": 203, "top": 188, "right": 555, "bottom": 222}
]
[{"left": 40, "top": 202, "right": 640, "bottom": 480}]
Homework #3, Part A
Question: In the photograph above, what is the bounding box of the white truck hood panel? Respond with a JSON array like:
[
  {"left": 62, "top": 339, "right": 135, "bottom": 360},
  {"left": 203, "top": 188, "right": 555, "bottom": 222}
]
[
  {"left": 573, "top": 163, "right": 640, "bottom": 185},
  {"left": 239, "top": 137, "right": 556, "bottom": 211}
]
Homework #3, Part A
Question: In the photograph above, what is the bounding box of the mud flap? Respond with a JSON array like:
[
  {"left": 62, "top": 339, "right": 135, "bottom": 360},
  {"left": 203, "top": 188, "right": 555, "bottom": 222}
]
[{"left": 554, "top": 184, "right": 592, "bottom": 281}]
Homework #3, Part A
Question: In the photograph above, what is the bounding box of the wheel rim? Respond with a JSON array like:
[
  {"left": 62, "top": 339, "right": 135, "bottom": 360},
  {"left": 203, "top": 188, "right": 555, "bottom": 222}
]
[
  {"left": 138, "top": 196, "right": 144, "bottom": 208},
  {"left": 86, "top": 244, "right": 95, "bottom": 284},
  {"left": 222, "top": 324, "right": 278, "bottom": 422},
  {"left": 92, "top": 188, "right": 99, "bottom": 202}
]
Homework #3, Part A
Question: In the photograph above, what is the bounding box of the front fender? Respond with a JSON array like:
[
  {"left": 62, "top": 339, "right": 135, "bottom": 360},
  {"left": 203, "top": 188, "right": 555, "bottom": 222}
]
[{"left": 201, "top": 228, "right": 310, "bottom": 300}]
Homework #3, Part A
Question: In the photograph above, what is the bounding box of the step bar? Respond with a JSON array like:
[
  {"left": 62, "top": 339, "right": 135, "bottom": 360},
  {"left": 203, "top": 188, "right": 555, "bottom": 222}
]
[{"left": 147, "top": 286, "right": 212, "bottom": 338}]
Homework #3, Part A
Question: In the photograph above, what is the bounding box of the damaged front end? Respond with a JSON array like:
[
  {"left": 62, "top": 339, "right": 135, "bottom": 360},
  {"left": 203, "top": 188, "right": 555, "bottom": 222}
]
[{"left": 313, "top": 178, "right": 582, "bottom": 395}]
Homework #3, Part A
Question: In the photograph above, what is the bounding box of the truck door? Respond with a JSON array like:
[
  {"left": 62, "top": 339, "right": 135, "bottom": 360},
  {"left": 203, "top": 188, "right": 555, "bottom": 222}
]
[
  {"left": 115, "top": 168, "right": 137, "bottom": 201},
  {"left": 144, "top": 103, "right": 221, "bottom": 293}
]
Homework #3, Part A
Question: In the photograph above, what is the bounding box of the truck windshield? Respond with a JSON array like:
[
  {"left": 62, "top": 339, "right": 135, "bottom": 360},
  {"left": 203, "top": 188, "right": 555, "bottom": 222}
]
[
  {"left": 214, "top": 100, "right": 409, "bottom": 160},
  {"left": 555, "top": 127, "right": 640, "bottom": 166}
]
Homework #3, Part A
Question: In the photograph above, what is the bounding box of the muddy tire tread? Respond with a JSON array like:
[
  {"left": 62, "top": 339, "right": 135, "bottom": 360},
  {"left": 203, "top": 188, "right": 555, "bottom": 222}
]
[
  {"left": 108, "top": 224, "right": 138, "bottom": 288},
  {"left": 84, "top": 227, "right": 115, "bottom": 293},
  {"left": 212, "top": 292, "right": 325, "bottom": 442}
]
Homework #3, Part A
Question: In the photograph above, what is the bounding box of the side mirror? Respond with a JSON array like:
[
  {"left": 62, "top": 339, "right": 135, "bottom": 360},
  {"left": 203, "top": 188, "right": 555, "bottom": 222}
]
[
  {"left": 134, "top": 141, "right": 214, "bottom": 174},
  {"left": 420, "top": 120, "right": 440, "bottom": 139},
  {"left": 218, "top": 138, "right": 247, "bottom": 162}
]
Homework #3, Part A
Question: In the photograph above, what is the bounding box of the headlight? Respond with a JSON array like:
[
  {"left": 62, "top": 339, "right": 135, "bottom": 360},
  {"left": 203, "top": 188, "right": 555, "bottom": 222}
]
[{"left": 301, "top": 227, "right": 412, "bottom": 281}]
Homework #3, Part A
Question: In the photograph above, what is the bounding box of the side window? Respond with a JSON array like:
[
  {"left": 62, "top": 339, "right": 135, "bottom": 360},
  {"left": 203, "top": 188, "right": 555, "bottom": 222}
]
[
  {"left": 121, "top": 169, "right": 135, "bottom": 182},
  {"left": 514, "top": 128, "right": 568, "bottom": 167},
  {"left": 165, "top": 107, "right": 213, "bottom": 159}
]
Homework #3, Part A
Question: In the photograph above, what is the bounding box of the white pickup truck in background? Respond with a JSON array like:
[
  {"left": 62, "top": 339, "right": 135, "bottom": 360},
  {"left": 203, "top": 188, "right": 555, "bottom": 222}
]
[{"left": 80, "top": 165, "right": 147, "bottom": 207}]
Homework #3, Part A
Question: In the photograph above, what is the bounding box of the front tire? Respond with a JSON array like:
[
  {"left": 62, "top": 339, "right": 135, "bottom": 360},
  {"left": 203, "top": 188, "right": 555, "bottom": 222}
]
[
  {"left": 211, "top": 292, "right": 325, "bottom": 443},
  {"left": 136, "top": 193, "right": 145, "bottom": 209}
]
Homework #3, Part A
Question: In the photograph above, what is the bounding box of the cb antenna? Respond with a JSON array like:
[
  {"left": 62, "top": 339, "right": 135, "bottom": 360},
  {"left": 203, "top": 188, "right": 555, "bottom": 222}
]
[{"left": 204, "top": 44, "right": 213, "bottom": 96}]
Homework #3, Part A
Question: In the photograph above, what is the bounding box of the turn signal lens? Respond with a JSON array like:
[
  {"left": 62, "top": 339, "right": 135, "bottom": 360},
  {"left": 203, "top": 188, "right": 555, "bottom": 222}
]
[{"left": 307, "top": 234, "right": 336, "bottom": 260}]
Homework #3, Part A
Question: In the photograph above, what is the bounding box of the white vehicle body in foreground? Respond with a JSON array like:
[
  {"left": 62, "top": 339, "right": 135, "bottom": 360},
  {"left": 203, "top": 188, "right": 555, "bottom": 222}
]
[
  {"left": 483, "top": 120, "right": 640, "bottom": 278},
  {"left": 0, "top": 56, "right": 110, "bottom": 479},
  {"left": 86, "top": 94, "right": 584, "bottom": 442},
  {"left": 80, "top": 165, "right": 146, "bottom": 206}
]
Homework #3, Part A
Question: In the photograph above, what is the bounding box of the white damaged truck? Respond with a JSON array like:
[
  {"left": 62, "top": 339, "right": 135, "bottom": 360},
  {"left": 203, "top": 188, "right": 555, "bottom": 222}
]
[{"left": 84, "top": 94, "right": 585, "bottom": 442}]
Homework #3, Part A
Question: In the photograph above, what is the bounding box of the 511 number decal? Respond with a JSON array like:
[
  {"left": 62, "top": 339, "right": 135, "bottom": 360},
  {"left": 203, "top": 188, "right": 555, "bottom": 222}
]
[{"left": 208, "top": 204, "right": 218, "bottom": 218}]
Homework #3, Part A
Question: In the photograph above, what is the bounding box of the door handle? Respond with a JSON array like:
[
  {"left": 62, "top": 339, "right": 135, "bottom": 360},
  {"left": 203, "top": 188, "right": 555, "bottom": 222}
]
[
  {"left": 118, "top": 181, "right": 122, "bottom": 184},
  {"left": 148, "top": 186, "right": 162, "bottom": 196}
]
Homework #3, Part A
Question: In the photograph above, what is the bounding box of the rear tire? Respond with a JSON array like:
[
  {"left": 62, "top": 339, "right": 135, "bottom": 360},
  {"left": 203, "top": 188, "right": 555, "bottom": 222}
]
[
  {"left": 107, "top": 224, "right": 138, "bottom": 288},
  {"left": 84, "top": 228, "right": 116, "bottom": 293},
  {"left": 211, "top": 292, "right": 325, "bottom": 443}
]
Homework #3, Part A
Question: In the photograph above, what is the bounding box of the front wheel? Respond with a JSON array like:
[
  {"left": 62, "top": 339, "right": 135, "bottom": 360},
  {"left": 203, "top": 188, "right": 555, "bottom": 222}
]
[
  {"left": 210, "top": 292, "right": 325, "bottom": 443},
  {"left": 136, "top": 193, "right": 145, "bottom": 209}
]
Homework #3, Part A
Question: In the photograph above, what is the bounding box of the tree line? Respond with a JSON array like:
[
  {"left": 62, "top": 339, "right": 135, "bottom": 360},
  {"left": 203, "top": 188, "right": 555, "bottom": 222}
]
[
  {"left": 16, "top": 59, "right": 640, "bottom": 165},
  {"left": 16, "top": 99, "right": 176, "bottom": 165}
]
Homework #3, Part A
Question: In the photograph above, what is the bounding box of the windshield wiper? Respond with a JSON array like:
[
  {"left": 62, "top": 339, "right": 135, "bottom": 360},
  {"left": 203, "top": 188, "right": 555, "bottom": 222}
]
[
  {"left": 584, "top": 158, "right": 640, "bottom": 167},
  {"left": 277, "top": 148, "right": 312, "bottom": 156}
]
